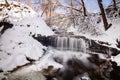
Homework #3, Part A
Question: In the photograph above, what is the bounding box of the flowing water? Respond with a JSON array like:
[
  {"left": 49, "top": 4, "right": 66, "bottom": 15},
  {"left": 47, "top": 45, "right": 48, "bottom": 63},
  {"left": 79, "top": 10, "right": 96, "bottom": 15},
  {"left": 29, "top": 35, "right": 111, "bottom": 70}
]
[{"left": 48, "top": 36, "right": 89, "bottom": 53}]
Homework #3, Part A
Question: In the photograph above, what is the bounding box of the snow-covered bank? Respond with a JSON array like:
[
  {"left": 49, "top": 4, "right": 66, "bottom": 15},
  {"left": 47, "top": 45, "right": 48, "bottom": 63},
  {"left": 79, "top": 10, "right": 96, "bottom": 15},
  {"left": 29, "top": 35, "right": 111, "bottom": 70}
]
[
  {"left": 0, "top": 1, "right": 54, "bottom": 71},
  {"left": 66, "top": 16, "right": 120, "bottom": 49}
]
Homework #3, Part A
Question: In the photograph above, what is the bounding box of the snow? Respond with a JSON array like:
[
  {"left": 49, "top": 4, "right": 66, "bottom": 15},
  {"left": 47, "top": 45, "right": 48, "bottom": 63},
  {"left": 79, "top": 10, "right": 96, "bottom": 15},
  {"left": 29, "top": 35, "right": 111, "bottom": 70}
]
[
  {"left": 112, "top": 54, "right": 120, "bottom": 66},
  {"left": 10, "top": 48, "right": 107, "bottom": 75},
  {"left": 0, "top": 1, "right": 35, "bottom": 21},
  {"left": 67, "top": 26, "right": 77, "bottom": 33},
  {"left": 0, "top": 1, "right": 54, "bottom": 71},
  {"left": 0, "top": 0, "right": 5, "bottom": 4},
  {"left": 7, "top": 49, "right": 64, "bottom": 74},
  {"left": 64, "top": 12, "right": 120, "bottom": 50},
  {"left": 106, "top": 18, "right": 120, "bottom": 40},
  {"left": 10, "top": 16, "right": 54, "bottom": 36},
  {"left": 7, "top": 71, "right": 46, "bottom": 80}
]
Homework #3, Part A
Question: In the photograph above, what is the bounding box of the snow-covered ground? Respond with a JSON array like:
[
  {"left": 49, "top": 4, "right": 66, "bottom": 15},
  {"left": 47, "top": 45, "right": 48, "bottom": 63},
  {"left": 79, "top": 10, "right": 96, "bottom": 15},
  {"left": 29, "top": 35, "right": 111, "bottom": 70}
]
[{"left": 0, "top": 0, "right": 54, "bottom": 71}]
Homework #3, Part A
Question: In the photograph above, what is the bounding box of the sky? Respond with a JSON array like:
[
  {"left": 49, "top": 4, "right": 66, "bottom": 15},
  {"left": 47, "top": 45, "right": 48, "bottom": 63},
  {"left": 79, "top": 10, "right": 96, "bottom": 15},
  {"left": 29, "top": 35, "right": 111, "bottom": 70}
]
[
  {"left": 9, "top": 0, "right": 112, "bottom": 13},
  {"left": 85, "top": 0, "right": 112, "bottom": 13},
  {"left": 59, "top": 0, "right": 112, "bottom": 13}
]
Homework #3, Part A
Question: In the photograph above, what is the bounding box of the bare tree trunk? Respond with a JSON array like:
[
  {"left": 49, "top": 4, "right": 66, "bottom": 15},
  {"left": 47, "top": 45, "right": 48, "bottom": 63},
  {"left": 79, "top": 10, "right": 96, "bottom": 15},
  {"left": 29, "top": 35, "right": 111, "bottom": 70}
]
[
  {"left": 70, "top": 0, "right": 75, "bottom": 27},
  {"left": 41, "top": 5, "right": 47, "bottom": 17},
  {"left": 81, "top": 0, "right": 87, "bottom": 16},
  {"left": 25, "top": 0, "right": 27, "bottom": 4},
  {"left": 113, "top": 0, "right": 117, "bottom": 11},
  {"left": 18, "top": 0, "right": 20, "bottom": 2},
  {"left": 4, "top": 0, "right": 9, "bottom": 7},
  {"left": 98, "top": 0, "right": 111, "bottom": 31},
  {"left": 48, "top": 1, "right": 52, "bottom": 27},
  {"left": 28, "top": 0, "right": 32, "bottom": 8}
]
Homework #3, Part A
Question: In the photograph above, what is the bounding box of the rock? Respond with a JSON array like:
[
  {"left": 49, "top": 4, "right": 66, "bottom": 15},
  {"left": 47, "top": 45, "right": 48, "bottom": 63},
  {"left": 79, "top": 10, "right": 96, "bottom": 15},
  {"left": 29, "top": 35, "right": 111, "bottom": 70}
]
[
  {"left": 0, "top": 69, "right": 3, "bottom": 73},
  {"left": 0, "top": 73, "right": 8, "bottom": 80},
  {"left": 41, "top": 66, "right": 60, "bottom": 80},
  {"left": 110, "top": 61, "right": 120, "bottom": 80},
  {"left": 33, "top": 35, "right": 120, "bottom": 56},
  {"left": 7, "top": 71, "right": 46, "bottom": 80},
  {"left": 0, "top": 22, "right": 13, "bottom": 34}
]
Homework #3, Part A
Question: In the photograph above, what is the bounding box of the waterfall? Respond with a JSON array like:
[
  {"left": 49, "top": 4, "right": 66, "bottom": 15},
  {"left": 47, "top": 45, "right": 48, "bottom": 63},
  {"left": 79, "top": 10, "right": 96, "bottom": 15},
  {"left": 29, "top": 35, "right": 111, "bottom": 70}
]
[
  {"left": 33, "top": 34, "right": 120, "bottom": 55},
  {"left": 51, "top": 36, "right": 89, "bottom": 52}
]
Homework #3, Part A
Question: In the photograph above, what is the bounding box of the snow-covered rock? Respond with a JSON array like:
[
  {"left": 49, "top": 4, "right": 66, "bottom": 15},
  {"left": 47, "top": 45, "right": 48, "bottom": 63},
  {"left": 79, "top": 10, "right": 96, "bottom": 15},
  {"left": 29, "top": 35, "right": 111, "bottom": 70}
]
[
  {"left": 0, "top": 1, "right": 54, "bottom": 71},
  {"left": 7, "top": 71, "right": 46, "bottom": 80},
  {"left": 0, "top": 1, "right": 35, "bottom": 21}
]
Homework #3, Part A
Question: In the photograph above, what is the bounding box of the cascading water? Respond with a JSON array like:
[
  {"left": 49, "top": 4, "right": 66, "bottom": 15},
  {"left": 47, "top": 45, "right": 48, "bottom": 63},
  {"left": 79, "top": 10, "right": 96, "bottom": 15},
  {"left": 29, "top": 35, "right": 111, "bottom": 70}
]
[
  {"left": 51, "top": 36, "right": 89, "bottom": 52},
  {"left": 33, "top": 34, "right": 120, "bottom": 55}
]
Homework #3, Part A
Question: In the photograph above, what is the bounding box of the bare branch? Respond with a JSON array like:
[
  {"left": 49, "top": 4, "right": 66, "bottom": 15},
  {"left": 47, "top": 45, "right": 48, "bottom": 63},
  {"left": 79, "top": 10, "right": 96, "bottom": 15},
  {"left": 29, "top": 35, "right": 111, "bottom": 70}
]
[
  {"left": 81, "top": 0, "right": 87, "bottom": 16},
  {"left": 4, "top": 0, "right": 9, "bottom": 7},
  {"left": 113, "top": 0, "right": 117, "bottom": 11},
  {"left": 58, "top": 4, "right": 82, "bottom": 12}
]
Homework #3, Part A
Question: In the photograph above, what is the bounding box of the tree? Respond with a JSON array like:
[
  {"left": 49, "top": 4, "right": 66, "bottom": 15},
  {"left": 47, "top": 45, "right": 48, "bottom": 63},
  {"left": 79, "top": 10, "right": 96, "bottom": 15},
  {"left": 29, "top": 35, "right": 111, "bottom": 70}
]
[
  {"left": 98, "top": 0, "right": 111, "bottom": 30},
  {"left": 81, "top": 0, "right": 87, "bottom": 16},
  {"left": 112, "top": 0, "right": 117, "bottom": 11},
  {"left": 70, "top": 0, "right": 75, "bottom": 27},
  {"left": 28, "top": 0, "right": 32, "bottom": 8},
  {"left": 40, "top": 0, "right": 58, "bottom": 26},
  {"left": 4, "top": 0, "right": 9, "bottom": 7},
  {"left": 18, "top": 0, "right": 20, "bottom": 2}
]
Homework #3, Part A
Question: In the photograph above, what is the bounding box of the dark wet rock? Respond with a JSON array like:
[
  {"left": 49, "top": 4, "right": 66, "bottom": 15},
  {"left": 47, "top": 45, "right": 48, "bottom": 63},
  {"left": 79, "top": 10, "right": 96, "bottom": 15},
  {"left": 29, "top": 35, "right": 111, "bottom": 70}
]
[
  {"left": 1, "top": 77, "right": 7, "bottom": 80},
  {"left": 88, "top": 39, "right": 120, "bottom": 56},
  {"left": 53, "top": 57, "right": 63, "bottom": 64},
  {"left": 0, "top": 21, "right": 13, "bottom": 34},
  {"left": 0, "top": 73, "right": 8, "bottom": 80},
  {"left": 110, "top": 61, "right": 120, "bottom": 80},
  {"left": 41, "top": 66, "right": 60, "bottom": 80},
  {"left": 0, "top": 69, "right": 3, "bottom": 73},
  {"left": 116, "top": 39, "right": 120, "bottom": 48},
  {"left": 18, "top": 42, "right": 23, "bottom": 45},
  {"left": 56, "top": 53, "right": 111, "bottom": 80},
  {"left": 25, "top": 56, "right": 36, "bottom": 62},
  {"left": 27, "top": 24, "right": 30, "bottom": 27}
]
